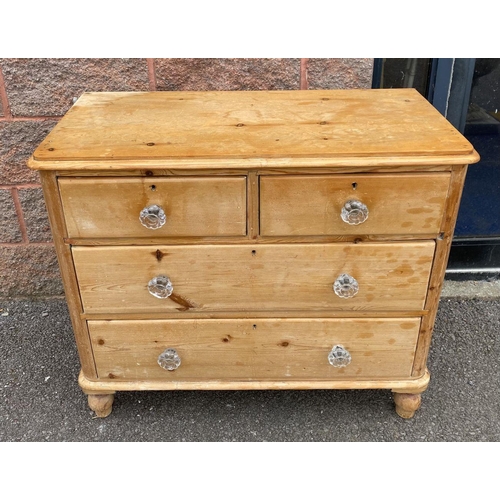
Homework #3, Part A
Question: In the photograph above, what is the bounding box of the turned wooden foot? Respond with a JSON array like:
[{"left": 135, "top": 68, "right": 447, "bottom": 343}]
[
  {"left": 393, "top": 392, "right": 422, "bottom": 419},
  {"left": 88, "top": 394, "right": 114, "bottom": 418}
]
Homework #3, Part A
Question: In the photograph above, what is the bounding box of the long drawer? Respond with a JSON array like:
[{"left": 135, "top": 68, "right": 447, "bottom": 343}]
[
  {"left": 73, "top": 242, "right": 435, "bottom": 313},
  {"left": 88, "top": 318, "right": 421, "bottom": 381},
  {"left": 260, "top": 173, "right": 450, "bottom": 236},
  {"left": 59, "top": 176, "right": 247, "bottom": 238}
]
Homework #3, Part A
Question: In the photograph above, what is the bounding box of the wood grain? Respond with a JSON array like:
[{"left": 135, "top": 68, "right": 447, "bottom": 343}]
[
  {"left": 88, "top": 318, "right": 420, "bottom": 381},
  {"left": 28, "top": 155, "right": 479, "bottom": 171},
  {"left": 72, "top": 242, "right": 435, "bottom": 314},
  {"left": 247, "top": 171, "right": 259, "bottom": 239},
  {"left": 59, "top": 176, "right": 247, "bottom": 238},
  {"left": 261, "top": 172, "right": 451, "bottom": 236},
  {"left": 412, "top": 165, "right": 469, "bottom": 376},
  {"left": 29, "top": 90, "right": 477, "bottom": 167},
  {"left": 49, "top": 165, "right": 455, "bottom": 178},
  {"left": 87, "top": 394, "right": 114, "bottom": 417},
  {"left": 79, "top": 369, "right": 431, "bottom": 391},
  {"left": 63, "top": 234, "right": 441, "bottom": 247},
  {"left": 39, "top": 171, "right": 97, "bottom": 378},
  {"left": 80, "top": 309, "right": 429, "bottom": 321},
  {"left": 393, "top": 392, "right": 422, "bottom": 419}
]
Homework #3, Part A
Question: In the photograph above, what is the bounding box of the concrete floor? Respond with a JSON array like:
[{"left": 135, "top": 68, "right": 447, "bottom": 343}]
[
  {"left": 1, "top": 284, "right": 498, "bottom": 442},
  {"left": 441, "top": 278, "right": 500, "bottom": 298}
]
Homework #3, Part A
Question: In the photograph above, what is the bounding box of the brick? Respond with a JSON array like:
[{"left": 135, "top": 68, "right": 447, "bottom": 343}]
[
  {"left": 1, "top": 58, "right": 150, "bottom": 117},
  {"left": 0, "top": 120, "right": 57, "bottom": 184},
  {"left": 0, "top": 245, "right": 63, "bottom": 297},
  {"left": 0, "top": 189, "right": 22, "bottom": 243},
  {"left": 155, "top": 59, "right": 300, "bottom": 91},
  {"left": 18, "top": 188, "right": 52, "bottom": 242},
  {"left": 307, "top": 59, "right": 374, "bottom": 89}
]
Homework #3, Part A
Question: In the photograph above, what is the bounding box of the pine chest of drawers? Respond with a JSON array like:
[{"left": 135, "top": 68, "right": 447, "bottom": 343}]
[{"left": 28, "top": 89, "right": 479, "bottom": 418}]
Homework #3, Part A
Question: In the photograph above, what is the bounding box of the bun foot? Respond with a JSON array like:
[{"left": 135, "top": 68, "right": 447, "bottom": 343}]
[
  {"left": 88, "top": 394, "right": 114, "bottom": 418},
  {"left": 393, "top": 392, "right": 422, "bottom": 419}
]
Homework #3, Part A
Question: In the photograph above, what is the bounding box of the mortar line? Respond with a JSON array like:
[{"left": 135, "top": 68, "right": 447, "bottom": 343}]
[
  {"left": 10, "top": 187, "right": 29, "bottom": 243},
  {"left": 147, "top": 58, "right": 157, "bottom": 90},
  {"left": 0, "top": 66, "right": 12, "bottom": 119},
  {"left": 3, "top": 294, "right": 66, "bottom": 300},
  {"left": 0, "top": 116, "right": 61, "bottom": 122},
  {"left": 0, "top": 241, "right": 54, "bottom": 247},
  {"left": 300, "top": 59, "right": 308, "bottom": 90},
  {"left": 0, "top": 183, "right": 42, "bottom": 189}
]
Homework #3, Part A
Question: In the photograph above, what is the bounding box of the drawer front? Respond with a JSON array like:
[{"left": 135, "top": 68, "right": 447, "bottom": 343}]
[
  {"left": 88, "top": 318, "right": 420, "bottom": 381},
  {"left": 260, "top": 173, "right": 451, "bottom": 236},
  {"left": 59, "top": 176, "right": 247, "bottom": 238},
  {"left": 73, "top": 242, "right": 435, "bottom": 313}
]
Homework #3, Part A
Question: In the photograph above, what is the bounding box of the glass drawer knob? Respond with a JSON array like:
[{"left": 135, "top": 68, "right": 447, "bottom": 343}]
[
  {"left": 140, "top": 204, "right": 166, "bottom": 229},
  {"left": 328, "top": 345, "right": 351, "bottom": 368},
  {"left": 158, "top": 348, "right": 181, "bottom": 371},
  {"left": 148, "top": 275, "right": 173, "bottom": 299},
  {"left": 341, "top": 200, "right": 368, "bottom": 225},
  {"left": 333, "top": 273, "right": 359, "bottom": 298}
]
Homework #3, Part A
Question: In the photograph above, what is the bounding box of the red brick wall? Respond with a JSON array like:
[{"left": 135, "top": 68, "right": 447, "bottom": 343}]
[{"left": 0, "top": 58, "right": 374, "bottom": 298}]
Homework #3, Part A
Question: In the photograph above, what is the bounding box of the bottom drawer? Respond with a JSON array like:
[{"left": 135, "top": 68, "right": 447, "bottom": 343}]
[{"left": 88, "top": 318, "right": 420, "bottom": 381}]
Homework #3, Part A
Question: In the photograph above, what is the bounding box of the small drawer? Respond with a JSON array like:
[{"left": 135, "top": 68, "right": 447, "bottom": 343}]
[
  {"left": 59, "top": 176, "right": 247, "bottom": 238},
  {"left": 260, "top": 173, "right": 451, "bottom": 236},
  {"left": 88, "top": 318, "right": 420, "bottom": 381},
  {"left": 73, "top": 242, "right": 435, "bottom": 314}
]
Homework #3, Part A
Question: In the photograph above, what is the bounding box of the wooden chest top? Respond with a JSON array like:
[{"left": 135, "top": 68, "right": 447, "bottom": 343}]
[{"left": 28, "top": 89, "right": 478, "bottom": 169}]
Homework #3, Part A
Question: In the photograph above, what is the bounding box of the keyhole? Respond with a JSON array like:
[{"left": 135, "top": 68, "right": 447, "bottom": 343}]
[
  {"left": 352, "top": 182, "right": 357, "bottom": 190},
  {"left": 150, "top": 185, "right": 156, "bottom": 191}
]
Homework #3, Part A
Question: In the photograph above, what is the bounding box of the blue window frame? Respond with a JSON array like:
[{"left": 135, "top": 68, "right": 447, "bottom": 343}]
[{"left": 373, "top": 58, "right": 500, "bottom": 279}]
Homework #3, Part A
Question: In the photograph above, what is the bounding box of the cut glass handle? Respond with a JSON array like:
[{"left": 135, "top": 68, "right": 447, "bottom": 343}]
[
  {"left": 333, "top": 273, "right": 359, "bottom": 299},
  {"left": 148, "top": 275, "right": 173, "bottom": 299},
  {"left": 158, "top": 348, "right": 181, "bottom": 371},
  {"left": 140, "top": 204, "right": 166, "bottom": 229},
  {"left": 328, "top": 345, "right": 352, "bottom": 368},
  {"left": 341, "top": 200, "right": 369, "bottom": 225}
]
